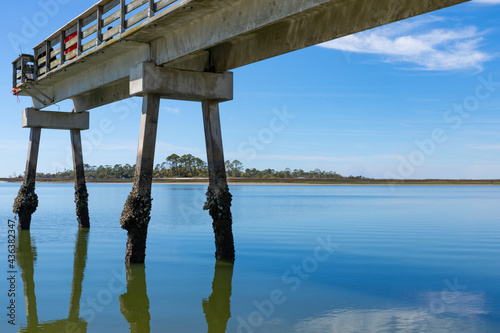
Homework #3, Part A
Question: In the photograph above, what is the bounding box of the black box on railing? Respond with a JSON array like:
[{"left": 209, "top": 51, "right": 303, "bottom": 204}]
[{"left": 12, "top": 54, "right": 35, "bottom": 89}]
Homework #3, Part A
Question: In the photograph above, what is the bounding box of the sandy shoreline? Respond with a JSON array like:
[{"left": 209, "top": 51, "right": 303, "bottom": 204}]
[{"left": 1, "top": 180, "right": 499, "bottom": 186}]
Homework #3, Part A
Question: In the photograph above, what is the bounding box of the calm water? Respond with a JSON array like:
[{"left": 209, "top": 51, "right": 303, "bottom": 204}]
[{"left": 1, "top": 183, "right": 500, "bottom": 332}]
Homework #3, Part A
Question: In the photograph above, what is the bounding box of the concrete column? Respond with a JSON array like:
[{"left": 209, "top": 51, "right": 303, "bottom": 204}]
[
  {"left": 70, "top": 129, "right": 90, "bottom": 228},
  {"left": 202, "top": 100, "right": 235, "bottom": 261},
  {"left": 13, "top": 128, "right": 41, "bottom": 230},
  {"left": 120, "top": 94, "right": 160, "bottom": 264}
]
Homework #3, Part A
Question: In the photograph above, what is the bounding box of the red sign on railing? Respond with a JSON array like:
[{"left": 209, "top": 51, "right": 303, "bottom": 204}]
[{"left": 64, "top": 31, "right": 78, "bottom": 60}]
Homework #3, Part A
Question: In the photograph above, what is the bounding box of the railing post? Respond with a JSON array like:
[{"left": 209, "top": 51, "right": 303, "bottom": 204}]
[
  {"left": 21, "top": 59, "right": 26, "bottom": 84},
  {"left": 33, "top": 48, "right": 38, "bottom": 81},
  {"left": 97, "top": 5, "right": 103, "bottom": 46},
  {"left": 148, "top": 0, "right": 155, "bottom": 18},
  {"left": 120, "top": 0, "right": 126, "bottom": 33},
  {"left": 77, "top": 19, "right": 82, "bottom": 57},
  {"left": 45, "top": 41, "right": 51, "bottom": 75},
  {"left": 12, "top": 61, "right": 17, "bottom": 88},
  {"left": 60, "top": 30, "right": 66, "bottom": 65}
]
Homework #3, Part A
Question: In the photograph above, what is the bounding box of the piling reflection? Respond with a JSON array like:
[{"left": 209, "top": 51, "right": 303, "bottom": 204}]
[
  {"left": 17, "top": 229, "right": 89, "bottom": 332},
  {"left": 17, "top": 230, "right": 38, "bottom": 330},
  {"left": 203, "top": 260, "right": 234, "bottom": 333},
  {"left": 17, "top": 230, "right": 235, "bottom": 332},
  {"left": 119, "top": 264, "right": 151, "bottom": 333}
]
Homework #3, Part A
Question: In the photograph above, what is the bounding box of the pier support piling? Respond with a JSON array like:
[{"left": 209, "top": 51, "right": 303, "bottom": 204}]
[
  {"left": 202, "top": 100, "right": 235, "bottom": 261},
  {"left": 120, "top": 94, "right": 160, "bottom": 264},
  {"left": 13, "top": 128, "right": 41, "bottom": 230},
  {"left": 70, "top": 129, "right": 90, "bottom": 228}
]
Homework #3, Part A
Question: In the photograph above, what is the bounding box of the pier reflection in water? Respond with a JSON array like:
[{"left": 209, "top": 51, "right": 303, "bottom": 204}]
[
  {"left": 9, "top": 184, "right": 500, "bottom": 332},
  {"left": 17, "top": 229, "right": 235, "bottom": 333},
  {"left": 119, "top": 264, "right": 150, "bottom": 333},
  {"left": 203, "top": 260, "right": 234, "bottom": 333},
  {"left": 17, "top": 229, "right": 89, "bottom": 332}
]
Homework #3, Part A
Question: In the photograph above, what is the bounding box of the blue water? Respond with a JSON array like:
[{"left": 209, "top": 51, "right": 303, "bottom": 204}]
[{"left": 1, "top": 183, "right": 500, "bottom": 332}]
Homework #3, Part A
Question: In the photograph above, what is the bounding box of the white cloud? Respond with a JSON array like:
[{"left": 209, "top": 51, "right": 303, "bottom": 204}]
[
  {"left": 163, "top": 106, "right": 180, "bottom": 114},
  {"left": 295, "top": 292, "right": 487, "bottom": 333},
  {"left": 155, "top": 141, "right": 202, "bottom": 154},
  {"left": 228, "top": 153, "right": 365, "bottom": 163},
  {"left": 473, "top": 0, "right": 500, "bottom": 4},
  {"left": 320, "top": 16, "right": 493, "bottom": 71},
  {"left": 467, "top": 144, "right": 500, "bottom": 150}
]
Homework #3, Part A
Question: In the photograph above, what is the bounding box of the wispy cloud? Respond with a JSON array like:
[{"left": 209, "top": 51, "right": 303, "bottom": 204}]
[
  {"left": 95, "top": 141, "right": 202, "bottom": 154},
  {"left": 228, "top": 153, "right": 404, "bottom": 163},
  {"left": 473, "top": 0, "right": 500, "bottom": 4},
  {"left": 467, "top": 144, "right": 500, "bottom": 150},
  {"left": 0, "top": 140, "right": 26, "bottom": 151},
  {"left": 320, "top": 16, "right": 493, "bottom": 71},
  {"left": 163, "top": 106, "right": 180, "bottom": 114},
  {"left": 156, "top": 141, "right": 202, "bottom": 153},
  {"left": 228, "top": 153, "right": 365, "bottom": 163},
  {"left": 295, "top": 292, "right": 487, "bottom": 333}
]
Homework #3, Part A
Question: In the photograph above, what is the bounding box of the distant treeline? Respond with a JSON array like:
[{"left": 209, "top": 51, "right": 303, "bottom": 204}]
[{"left": 16, "top": 153, "right": 365, "bottom": 180}]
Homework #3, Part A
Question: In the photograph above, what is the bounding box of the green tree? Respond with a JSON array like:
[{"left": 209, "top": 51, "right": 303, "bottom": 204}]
[
  {"left": 166, "top": 153, "right": 180, "bottom": 176},
  {"left": 231, "top": 160, "right": 243, "bottom": 177},
  {"left": 179, "top": 154, "right": 195, "bottom": 177}
]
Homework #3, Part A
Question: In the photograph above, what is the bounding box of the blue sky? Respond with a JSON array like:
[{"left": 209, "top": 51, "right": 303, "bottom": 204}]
[{"left": 1, "top": 0, "right": 500, "bottom": 179}]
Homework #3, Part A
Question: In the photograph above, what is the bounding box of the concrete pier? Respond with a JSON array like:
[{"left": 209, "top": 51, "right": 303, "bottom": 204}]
[
  {"left": 13, "top": 128, "right": 41, "bottom": 230},
  {"left": 202, "top": 101, "right": 235, "bottom": 261},
  {"left": 120, "top": 94, "right": 160, "bottom": 264},
  {"left": 70, "top": 129, "right": 90, "bottom": 228},
  {"left": 10, "top": 0, "right": 472, "bottom": 269}
]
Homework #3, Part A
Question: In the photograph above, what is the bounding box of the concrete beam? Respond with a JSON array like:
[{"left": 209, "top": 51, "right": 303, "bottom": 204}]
[
  {"left": 16, "top": 0, "right": 468, "bottom": 108},
  {"left": 72, "top": 78, "right": 129, "bottom": 112},
  {"left": 152, "top": 0, "right": 470, "bottom": 71},
  {"left": 130, "top": 62, "right": 233, "bottom": 102},
  {"left": 23, "top": 108, "right": 89, "bottom": 130},
  {"left": 25, "top": 85, "right": 55, "bottom": 110},
  {"left": 51, "top": 43, "right": 150, "bottom": 110}
]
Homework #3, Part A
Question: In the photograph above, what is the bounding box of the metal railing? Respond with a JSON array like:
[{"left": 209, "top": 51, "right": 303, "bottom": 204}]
[{"left": 13, "top": 0, "right": 181, "bottom": 88}]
